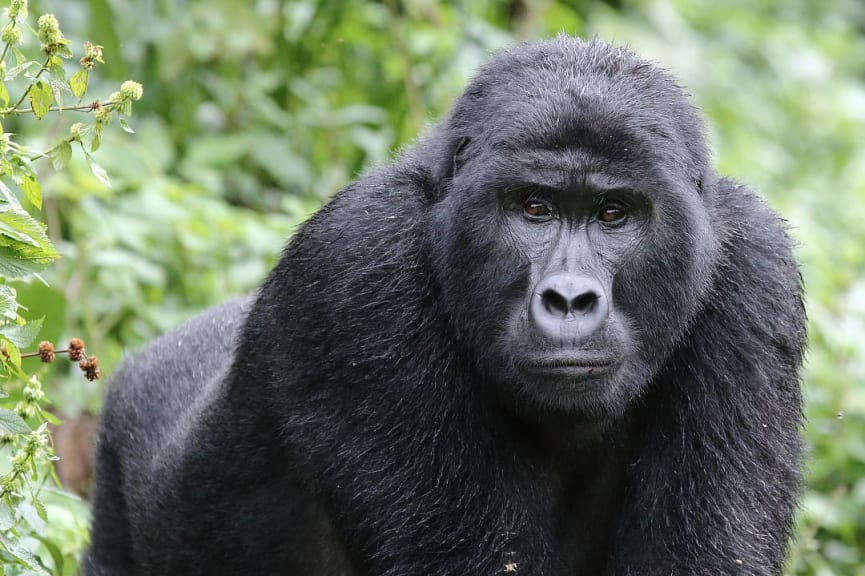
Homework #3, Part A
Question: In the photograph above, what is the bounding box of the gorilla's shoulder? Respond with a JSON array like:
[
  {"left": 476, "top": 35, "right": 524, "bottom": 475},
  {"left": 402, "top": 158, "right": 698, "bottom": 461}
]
[{"left": 100, "top": 296, "right": 253, "bottom": 436}]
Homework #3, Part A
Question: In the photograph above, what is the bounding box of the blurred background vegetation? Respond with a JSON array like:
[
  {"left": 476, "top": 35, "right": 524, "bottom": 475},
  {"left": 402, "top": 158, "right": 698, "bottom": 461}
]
[{"left": 15, "top": 0, "right": 865, "bottom": 573}]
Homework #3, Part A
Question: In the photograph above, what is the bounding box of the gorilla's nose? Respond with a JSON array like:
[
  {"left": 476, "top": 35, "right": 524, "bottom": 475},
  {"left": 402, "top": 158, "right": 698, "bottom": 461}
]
[{"left": 530, "top": 273, "right": 609, "bottom": 342}]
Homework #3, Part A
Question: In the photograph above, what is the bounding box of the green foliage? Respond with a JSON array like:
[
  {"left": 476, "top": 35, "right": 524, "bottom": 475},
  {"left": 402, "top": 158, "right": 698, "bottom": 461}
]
[{"left": 0, "top": 0, "right": 142, "bottom": 573}]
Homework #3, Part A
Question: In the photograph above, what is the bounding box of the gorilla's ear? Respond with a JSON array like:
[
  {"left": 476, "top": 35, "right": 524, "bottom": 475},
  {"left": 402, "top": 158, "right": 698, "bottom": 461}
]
[
  {"left": 424, "top": 134, "right": 471, "bottom": 203},
  {"left": 451, "top": 136, "right": 471, "bottom": 178}
]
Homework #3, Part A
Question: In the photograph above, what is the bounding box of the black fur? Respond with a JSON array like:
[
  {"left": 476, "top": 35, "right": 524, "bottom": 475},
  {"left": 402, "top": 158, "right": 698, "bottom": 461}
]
[{"left": 84, "top": 37, "right": 805, "bottom": 576}]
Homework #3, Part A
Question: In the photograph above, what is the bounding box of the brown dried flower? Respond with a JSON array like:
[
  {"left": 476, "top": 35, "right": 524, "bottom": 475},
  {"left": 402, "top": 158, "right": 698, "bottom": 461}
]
[
  {"left": 38, "top": 341, "right": 56, "bottom": 363},
  {"left": 80, "top": 355, "right": 101, "bottom": 381},
  {"left": 68, "top": 338, "right": 86, "bottom": 362}
]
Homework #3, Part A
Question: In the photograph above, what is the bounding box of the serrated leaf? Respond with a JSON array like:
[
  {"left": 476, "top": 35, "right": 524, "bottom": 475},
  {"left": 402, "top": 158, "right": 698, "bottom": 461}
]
[
  {"left": 0, "top": 286, "right": 17, "bottom": 322},
  {"left": 91, "top": 122, "right": 103, "bottom": 153},
  {"left": 28, "top": 80, "right": 53, "bottom": 120},
  {"left": 0, "top": 81, "right": 8, "bottom": 108},
  {"left": 119, "top": 118, "right": 135, "bottom": 134},
  {"left": 70, "top": 69, "right": 88, "bottom": 98},
  {"left": 0, "top": 531, "right": 49, "bottom": 573},
  {"left": 33, "top": 498, "right": 47, "bottom": 523},
  {"left": 1, "top": 337, "right": 20, "bottom": 368},
  {"left": 49, "top": 140, "right": 72, "bottom": 171},
  {"left": 0, "top": 218, "right": 39, "bottom": 247},
  {"left": 0, "top": 284, "right": 17, "bottom": 321},
  {"left": 11, "top": 47, "right": 27, "bottom": 67},
  {"left": 0, "top": 505, "right": 13, "bottom": 531},
  {"left": 0, "top": 205, "right": 60, "bottom": 278},
  {"left": 0, "top": 317, "right": 44, "bottom": 348},
  {"left": 0, "top": 180, "right": 23, "bottom": 209},
  {"left": 55, "top": 41, "right": 73, "bottom": 60},
  {"left": 19, "top": 502, "right": 47, "bottom": 536},
  {"left": 0, "top": 408, "right": 31, "bottom": 434},
  {"left": 40, "top": 409, "right": 61, "bottom": 425},
  {"left": 20, "top": 174, "right": 41, "bottom": 210},
  {"left": 33, "top": 534, "right": 64, "bottom": 576},
  {"left": 47, "top": 55, "right": 66, "bottom": 83},
  {"left": 85, "top": 154, "right": 112, "bottom": 189}
]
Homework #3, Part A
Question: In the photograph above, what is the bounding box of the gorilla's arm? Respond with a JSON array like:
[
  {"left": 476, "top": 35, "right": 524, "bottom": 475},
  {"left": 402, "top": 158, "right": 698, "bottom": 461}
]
[
  {"left": 82, "top": 298, "right": 251, "bottom": 575},
  {"left": 611, "top": 181, "right": 805, "bottom": 575}
]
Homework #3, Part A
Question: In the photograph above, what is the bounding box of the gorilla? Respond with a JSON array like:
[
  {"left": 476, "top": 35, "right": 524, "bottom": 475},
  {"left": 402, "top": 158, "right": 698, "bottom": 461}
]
[{"left": 84, "top": 37, "right": 805, "bottom": 576}]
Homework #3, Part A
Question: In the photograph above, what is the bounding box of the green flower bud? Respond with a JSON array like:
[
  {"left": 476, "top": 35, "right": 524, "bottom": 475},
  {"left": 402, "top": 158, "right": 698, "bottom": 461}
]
[
  {"left": 120, "top": 80, "right": 143, "bottom": 102},
  {"left": 15, "top": 402, "right": 36, "bottom": 420},
  {"left": 107, "top": 90, "right": 130, "bottom": 115},
  {"left": 26, "top": 428, "right": 48, "bottom": 450},
  {"left": 23, "top": 385, "right": 44, "bottom": 402},
  {"left": 1, "top": 23, "right": 22, "bottom": 45},
  {"left": 70, "top": 122, "right": 84, "bottom": 139},
  {"left": 94, "top": 105, "right": 113, "bottom": 125},
  {"left": 115, "top": 100, "right": 132, "bottom": 115},
  {"left": 10, "top": 451, "right": 28, "bottom": 473},
  {"left": 37, "top": 13, "right": 62, "bottom": 46},
  {"left": 8, "top": 0, "right": 27, "bottom": 19}
]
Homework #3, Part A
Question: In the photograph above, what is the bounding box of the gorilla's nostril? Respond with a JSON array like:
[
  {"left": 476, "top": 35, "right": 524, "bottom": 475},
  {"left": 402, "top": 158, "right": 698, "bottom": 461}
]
[
  {"left": 541, "top": 289, "right": 569, "bottom": 316},
  {"left": 572, "top": 292, "right": 598, "bottom": 312}
]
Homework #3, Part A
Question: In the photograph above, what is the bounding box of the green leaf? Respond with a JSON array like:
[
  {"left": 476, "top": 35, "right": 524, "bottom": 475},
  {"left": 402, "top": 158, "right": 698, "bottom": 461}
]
[
  {"left": 119, "top": 118, "right": 135, "bottom": 134},
  {"left": 20, "top": 174, "right": 42, "bottom": 210},
  {"left": 11, "top": 47, "right": 27, "bottom": 67},
  {"left": 47, "top": 55, "right": 66, "bottom": 83},
  {"left": 33, "top": 498, "right": 47, "bottom": 523},
  {"left": 39, "top": 409, "right": 61, "bottom": 425},
  {"left": 70, "top": 69, "right": 88, "bottom": 98},
  {"left": 0, "top": 408, "right": 31, "bottom": 434},
  {"left": 54, "top": 40, "right": 74, "bottom": 60},
  {"left": 32, "top": 535, "right": 63, "bottom": 576},
  {"left": 91, "top": 122, "right": 103, "bottom": 153},
  {"left": 0, "top": 337, "right": 21, "bottom": 368},
  {"left": 19, "top": 502, "right": 46, "bottom": 536},
  {"left": 0, "top": 218, "right": 39, "bottom": 247},
  {"left": 0, "top": 317, "right": 44, "bottom": 348},
  {"left": 48, "top": 140, "right": 72, "bottom": 171},
  {"left": 0, "top": 204, "right": 61, "bottom": 278},
  {"left": 85, "top": 154, "right": 112, "bottom": 189},
  {"left": 0, "top": 505, "right": 13, "bottom": 531},
  {"left": 0, "top": 81, "right": 8, "bottom": 108},
  {"left": 0, "top": 180, "right": 23, "bottom": 209},
  {"left": 0, "top": 284, "right": 18, "bottom": 321},
  {"left": 0, "top": 531, "right": 49, "bottom": 573},
  {"left": 28, "top": 81, "right": 53, "bottom": 120}
]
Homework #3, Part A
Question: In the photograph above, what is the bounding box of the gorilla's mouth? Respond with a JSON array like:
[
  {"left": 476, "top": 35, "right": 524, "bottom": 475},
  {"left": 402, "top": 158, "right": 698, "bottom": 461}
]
[{"left": 520, "top": 357, "right": 618, "bottom": 377}]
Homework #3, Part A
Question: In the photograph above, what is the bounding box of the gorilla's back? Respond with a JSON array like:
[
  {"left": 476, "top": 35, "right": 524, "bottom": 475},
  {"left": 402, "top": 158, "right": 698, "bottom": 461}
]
[{"left": 98, "top": 297, "right": 252, "bottom": 467}]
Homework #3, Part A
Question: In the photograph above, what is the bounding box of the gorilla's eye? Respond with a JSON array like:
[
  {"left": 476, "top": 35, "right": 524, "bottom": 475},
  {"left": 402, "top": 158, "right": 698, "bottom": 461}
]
[
  {"left": 597, "top": 204, "right": 626, "bottom": 225},
  {"left": 523, "top": 199, "right": 553, "bottom": 221}
]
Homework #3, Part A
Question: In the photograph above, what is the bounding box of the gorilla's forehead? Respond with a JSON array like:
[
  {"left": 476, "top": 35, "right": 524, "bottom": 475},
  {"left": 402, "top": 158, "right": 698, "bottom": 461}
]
[
  {"left": 449, "top": 37, "right": 708, "bottom": 181},
  {"left": 470, "top": 148, "right": 677, "bottom": 202}
]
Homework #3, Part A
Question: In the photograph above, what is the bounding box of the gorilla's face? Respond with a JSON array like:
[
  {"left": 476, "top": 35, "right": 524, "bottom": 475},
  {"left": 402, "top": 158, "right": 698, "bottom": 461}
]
[{"left": 428, "top": 45, "right": 717, "bottom": 417}]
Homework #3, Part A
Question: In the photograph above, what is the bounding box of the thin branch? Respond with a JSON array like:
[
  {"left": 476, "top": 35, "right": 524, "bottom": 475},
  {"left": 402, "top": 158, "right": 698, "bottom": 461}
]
[{"left": 9, "top": 55, "right": 53, "bottom": 111}]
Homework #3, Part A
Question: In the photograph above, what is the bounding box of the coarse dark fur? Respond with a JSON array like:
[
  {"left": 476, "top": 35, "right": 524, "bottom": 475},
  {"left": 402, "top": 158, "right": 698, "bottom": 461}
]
[{"left": 84, "top": 37, "right": 806, "bottom": 576}]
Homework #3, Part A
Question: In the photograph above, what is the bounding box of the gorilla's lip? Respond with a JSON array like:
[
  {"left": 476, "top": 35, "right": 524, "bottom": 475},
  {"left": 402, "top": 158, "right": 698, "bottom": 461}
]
[{"left": 520, "top": 357, "right": 618, "bottom": 376}]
